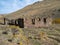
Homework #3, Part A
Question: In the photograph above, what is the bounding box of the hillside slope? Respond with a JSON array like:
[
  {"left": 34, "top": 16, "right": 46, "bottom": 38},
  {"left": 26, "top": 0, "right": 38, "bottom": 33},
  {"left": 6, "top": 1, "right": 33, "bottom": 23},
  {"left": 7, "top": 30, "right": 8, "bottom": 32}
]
[{"left": 4, "top": 0, "right": 60, "bottom": 19}]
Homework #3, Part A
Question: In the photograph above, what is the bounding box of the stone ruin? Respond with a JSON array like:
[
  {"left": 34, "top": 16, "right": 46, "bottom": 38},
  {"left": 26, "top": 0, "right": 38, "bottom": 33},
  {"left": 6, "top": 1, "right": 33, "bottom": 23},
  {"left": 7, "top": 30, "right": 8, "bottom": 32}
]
[{"left": 1, "top": 16, "right": 52, "bottom": 28}]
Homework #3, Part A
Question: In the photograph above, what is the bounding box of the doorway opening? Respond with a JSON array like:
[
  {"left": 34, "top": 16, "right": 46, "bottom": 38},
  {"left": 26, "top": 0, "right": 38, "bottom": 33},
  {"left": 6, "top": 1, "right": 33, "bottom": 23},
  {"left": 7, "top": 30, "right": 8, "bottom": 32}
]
[
  {"left": 43, "top": 18, "right": 47, "bottom": 24},
  {"left": 18, "top": 18, "right": 24, "bottom": 28},
  {"left": 32, "top": 19, "right": 35, "bottom": 25}
]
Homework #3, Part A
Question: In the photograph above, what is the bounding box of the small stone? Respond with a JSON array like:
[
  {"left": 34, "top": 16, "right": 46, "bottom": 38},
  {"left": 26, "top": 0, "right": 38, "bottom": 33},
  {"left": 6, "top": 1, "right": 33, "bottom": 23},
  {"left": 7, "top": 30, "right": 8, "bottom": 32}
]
[
  {"left": 17, "top": 43, "right": 20, "bottom": 45},
  {"left": 28, "top": 37, "right": 32, "bottom": 39},
  {"left": 8, "top": 39, "right": 12, "bottom": 42},
  {"left": 2, "top": 31, "right": 8, "bottom": 34}
]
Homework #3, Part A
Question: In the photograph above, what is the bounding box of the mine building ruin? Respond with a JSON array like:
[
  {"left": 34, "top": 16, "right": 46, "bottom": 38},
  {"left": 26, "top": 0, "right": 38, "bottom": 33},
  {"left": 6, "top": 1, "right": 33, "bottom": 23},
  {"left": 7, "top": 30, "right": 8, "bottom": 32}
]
[{"left": 3, "top": 15, "right": 52, "bottom": 28}]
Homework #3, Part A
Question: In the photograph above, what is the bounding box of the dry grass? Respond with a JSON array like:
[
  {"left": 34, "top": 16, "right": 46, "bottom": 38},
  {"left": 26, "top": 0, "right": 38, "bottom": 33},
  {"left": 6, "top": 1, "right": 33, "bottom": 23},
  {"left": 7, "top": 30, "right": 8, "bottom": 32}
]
[
  {"left": 53, "top": 18, "right": 60, "bottom": 24},
  {"left": 0, "top": 25, "right": 32, "bottom": 45},
  {"left": 0, "top": 25, "right": 60, "bottom": 45},
  {"left": 22, "top": 27, "right": 60, "bottom": 45}
]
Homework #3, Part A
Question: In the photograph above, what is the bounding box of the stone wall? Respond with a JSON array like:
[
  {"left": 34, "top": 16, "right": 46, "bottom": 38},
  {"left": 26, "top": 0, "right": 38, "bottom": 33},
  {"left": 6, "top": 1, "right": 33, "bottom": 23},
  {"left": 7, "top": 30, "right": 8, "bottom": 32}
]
[
  {"left": 24, "top": 17, "right": 52, "bottom": 28},
  {"left": 1, "top": 17, "right": 52, "bottom": 28}
]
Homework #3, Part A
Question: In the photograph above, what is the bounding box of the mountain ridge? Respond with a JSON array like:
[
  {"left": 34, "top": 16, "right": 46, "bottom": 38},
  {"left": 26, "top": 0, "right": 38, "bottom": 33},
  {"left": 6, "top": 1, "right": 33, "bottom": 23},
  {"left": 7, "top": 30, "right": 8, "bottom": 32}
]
[{"left": 2, "top": 0, "right": 60, "bottom": 19}]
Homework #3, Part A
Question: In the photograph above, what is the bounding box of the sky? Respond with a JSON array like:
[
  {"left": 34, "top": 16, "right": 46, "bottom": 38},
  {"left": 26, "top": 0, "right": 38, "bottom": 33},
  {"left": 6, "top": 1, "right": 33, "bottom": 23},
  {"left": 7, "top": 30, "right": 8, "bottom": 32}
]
[{"left": 0, "top": 0, "right": 42, "bottom": 14}]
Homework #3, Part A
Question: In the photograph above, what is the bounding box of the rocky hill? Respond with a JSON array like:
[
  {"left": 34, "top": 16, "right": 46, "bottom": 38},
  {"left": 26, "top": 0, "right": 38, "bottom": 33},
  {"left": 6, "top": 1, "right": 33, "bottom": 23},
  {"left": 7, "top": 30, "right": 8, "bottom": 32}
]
[
  {"left": 3, "top": 0, "right": 60, "bottom": 19},
  {"left": 0, "top": 0, "right": 60, "bottom": 45}
]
